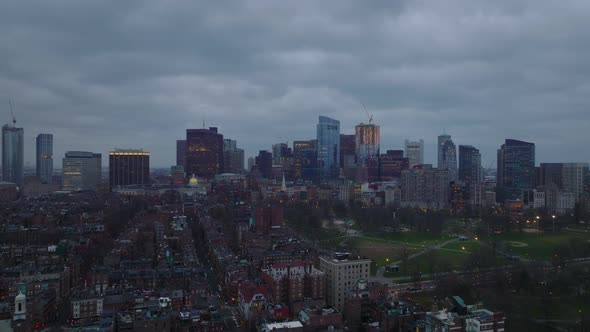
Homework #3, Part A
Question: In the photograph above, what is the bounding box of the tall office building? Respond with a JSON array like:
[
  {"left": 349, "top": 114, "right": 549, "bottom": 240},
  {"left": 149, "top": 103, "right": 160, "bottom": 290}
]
[
  {"left": 36, "top": 133, "right": 53, "bottom": 189},
  {"left": 223, "top": 139, "right": 245, "bottom": 174},
  {"left": 185, "top": 127, "right": 224, "bottom": 179},
  {"left": 317, "top": 116, "right": 340, "bottom": 180},
  {"left": 62, "top": 151, "right": 102, "bottom": 191},
  {"left": 380, "top": 150, "right": 409, "bottom": 180},
  {"left": 539, "top": 163, "right": 564, "bottom": 188},
  {"left": 293, "top": 140, "right": 317, "bottom": 181},
  {"left": 339, "top": 134, "right": 356, "bottom": 169},
  {"left": 2, "top": 124, "right": 24, "bottom": 187},
  {"left": 109, "top": 149, "right": 150, "bottom": 187},
  {"left": 255, "top": 150, "right": 273, "bottom": 179},
  {"left": 271, "top": 143, "right": 292, "bottom": 165},
  {"left": 437, "top": 134, "right": 451, "bottom": 168},
  {"left": 459, "top": 145, "right": 482, "bottom": 208},
  {"left": 497, "top": 139, "right": 535, "bottom": 202},
  {"left": 404, "top": 139, "right": 424, "bottom": 168},
  {"left": 176, "top": 140, "right": 186, "bottom": 168},
  {"left": 439, "top": 137, "right": 457, "bottom": 181},
  {"left": 355, "top": 123, "right": 380, "bottom": 166},
  {"left": 562, "top": 163, "right": 589, "bottom": 199}
]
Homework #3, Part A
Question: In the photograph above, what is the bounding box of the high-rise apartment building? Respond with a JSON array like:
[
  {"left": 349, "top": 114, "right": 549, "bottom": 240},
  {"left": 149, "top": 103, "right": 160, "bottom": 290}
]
[
  {"left": 438, "top": 135, "right": 457, "bottom": 181},
  {"left": 317, "top": 116, "right": 340, "bottom": 180},
  {"left": 2, "top": 124, "right": 24, "bottom": 187},
  {"left": 36, "top": 133, "right": 53, "bottom": 189},
  {"left": 355, "top": 123, "right": 380, "bottom": 166},
  {"left": 176, "top": 140, "right": 186, "bottom": 168},
  {"left": 62, "top": 151, "right": 102, "bottom": 191},
  {"left": 319, "top": 253, "right": 371, "bottom": 311},
  {"left": 404, "top": 139, "right": 424, "bottom": 168},
  {"left": 185, "top": 127, "right": 224, "bottom": 179},
  {"left": 497, "top": 139, "right": 535, "bottom": 202},
  {"left": 223, "top": 139, "right": 245, "bottom": 174},
  {"left": 108, "top": 149, "right": 150, "bottom": 187}
]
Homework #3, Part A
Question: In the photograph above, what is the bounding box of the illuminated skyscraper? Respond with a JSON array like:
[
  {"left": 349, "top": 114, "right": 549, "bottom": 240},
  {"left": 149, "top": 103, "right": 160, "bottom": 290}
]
[
  {"left": 317, "top": 116, "right": 340, "bottom": 180},
  {"left": 36, "top": 133, "right": 53, "bottom": 189},
  {"left": 185, "top": 127, "right": 224, "bottom": 179},
  {"left": 109, "top": 149, "right": 150, "bottom": 187},
  {"left": 355, "top": 123, "right": 380, "bottom": 166},
  {"left": 2, "top": 124, "right": 24, "bottom": 187}
]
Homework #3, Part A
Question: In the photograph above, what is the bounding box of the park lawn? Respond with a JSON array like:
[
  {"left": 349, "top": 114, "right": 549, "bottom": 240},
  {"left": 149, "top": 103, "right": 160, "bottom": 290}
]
[
  {"left": 349, "top": 237, "right": 420, "bottom": 266},
  {"left": 489, "top": 231, "right": 590, "bottom": 260},
  {"left": 442, "top": 241, "right": 481, "bottom": 252},
  {"left": 360, "top": 232, "right": 451, "bottom": 248}
]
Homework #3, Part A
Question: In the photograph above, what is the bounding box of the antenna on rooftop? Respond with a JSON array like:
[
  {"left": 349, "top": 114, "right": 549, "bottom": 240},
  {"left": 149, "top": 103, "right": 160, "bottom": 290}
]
[{"left": 202, "top": 120, "right": 205, "bottom": 128}]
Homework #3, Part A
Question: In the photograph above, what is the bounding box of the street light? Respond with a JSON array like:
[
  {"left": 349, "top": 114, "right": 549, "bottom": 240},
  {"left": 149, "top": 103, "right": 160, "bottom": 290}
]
[
  {"left": 536, "top": 216, "right": 540, "bottom": 231},
  {"left": 552, "top": 215, "right": 556, "bottom": 232}
]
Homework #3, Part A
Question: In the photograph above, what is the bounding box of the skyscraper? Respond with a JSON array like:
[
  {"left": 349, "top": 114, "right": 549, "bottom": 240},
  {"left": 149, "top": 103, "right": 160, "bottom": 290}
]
[
  {"left": 62, "top": 151, "right": 102, "bottom": 191},
  {"left": 339, "top": 134, "right": 356, "bottom": 169},
  {"left": 223, "top": 139, "right": 245, "bottom": 174},
  {"left": 109, "top": 149, "right": 150, "bottom": 187},
  {"left": 404, "top": 139, "right": 424, "bottom": 168},
  {"left": 36, "top": 133, "right": 53, "bottom": 189},
  {"left": 2, "top": 124, "right": 24, "bottom": 187},
  {"left": 497, "top": 139, "right": 535, "bottom": 202},
  {"left": 176, "top": 140, "right": 186, "bottom": 168},
  {"left": 185, "top": 127, "right": 224, "bottom": 179},
  {"left": 255, "top": 150, "right": 273, "bottom": 179},
  {"left": 459, "top": 145, "right": 482, "bottom": 208},
  {"left": 439, "top": 137, "right": 457, "bottom": 181},
  {"left": 271, "top": 143, "right": 292, "bottom": 165},
  {"left": 562, "top": 163, "right": 589, "bottom": 199},
  {"left": 293, "top": 140, "right": 317, "bottom": 181},
  {"left": 437, "top": 134, "right": 451, "bottom": 168},
  {"left": 355, "top": 123, "right": 380, "bottom": 166},
  {"left": 317, "top": 116, "right": 340, "bottom": 180}
]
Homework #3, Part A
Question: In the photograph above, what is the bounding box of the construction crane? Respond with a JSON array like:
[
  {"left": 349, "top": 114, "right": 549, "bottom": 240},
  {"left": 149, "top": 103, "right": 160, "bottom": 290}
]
[
  {"left": 9, "top": 99, "right": 16, "bottom": 126},
  {"left": 362, "top": 103, "right": 373, "bottom": 124}
]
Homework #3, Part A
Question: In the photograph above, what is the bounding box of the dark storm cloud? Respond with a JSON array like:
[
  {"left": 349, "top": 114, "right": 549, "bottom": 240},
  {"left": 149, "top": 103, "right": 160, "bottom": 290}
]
[{"left": 1, "top": 0, "right": 589, "bottom": 167}]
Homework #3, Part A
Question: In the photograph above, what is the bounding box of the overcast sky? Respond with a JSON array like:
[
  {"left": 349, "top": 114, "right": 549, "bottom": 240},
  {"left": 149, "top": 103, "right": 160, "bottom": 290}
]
[{"left": 1, "top": 0, "right": 589, "bottom": 168}]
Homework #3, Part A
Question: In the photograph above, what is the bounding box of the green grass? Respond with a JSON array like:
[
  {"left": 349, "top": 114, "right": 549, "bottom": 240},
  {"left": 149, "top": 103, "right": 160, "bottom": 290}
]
[
  {"left": 488, "top": 231, "right": 590, "bottom": 260},
  {"left": 360, "top": 232, "right": 452, "bottom": 248}
]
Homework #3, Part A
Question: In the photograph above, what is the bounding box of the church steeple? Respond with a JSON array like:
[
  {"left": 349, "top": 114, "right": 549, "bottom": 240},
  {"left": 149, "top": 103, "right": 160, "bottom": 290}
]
[
  {"left": 14, "top": 289, "right": 26, "bottom": 321},
  {"left": 281, "top": 172, "right": 287, "bottom": 192}
]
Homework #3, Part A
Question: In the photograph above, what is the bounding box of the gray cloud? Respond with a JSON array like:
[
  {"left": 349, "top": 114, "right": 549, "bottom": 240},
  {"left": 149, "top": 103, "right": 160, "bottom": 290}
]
[{"left": 1, "top": 0, "right": 589, "bottom": 168}]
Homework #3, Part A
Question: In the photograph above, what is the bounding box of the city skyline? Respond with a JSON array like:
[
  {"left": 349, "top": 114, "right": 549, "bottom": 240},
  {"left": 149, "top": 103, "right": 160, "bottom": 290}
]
[{"left": 2, "top": 1, "right": 590, "bottom": 168}]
